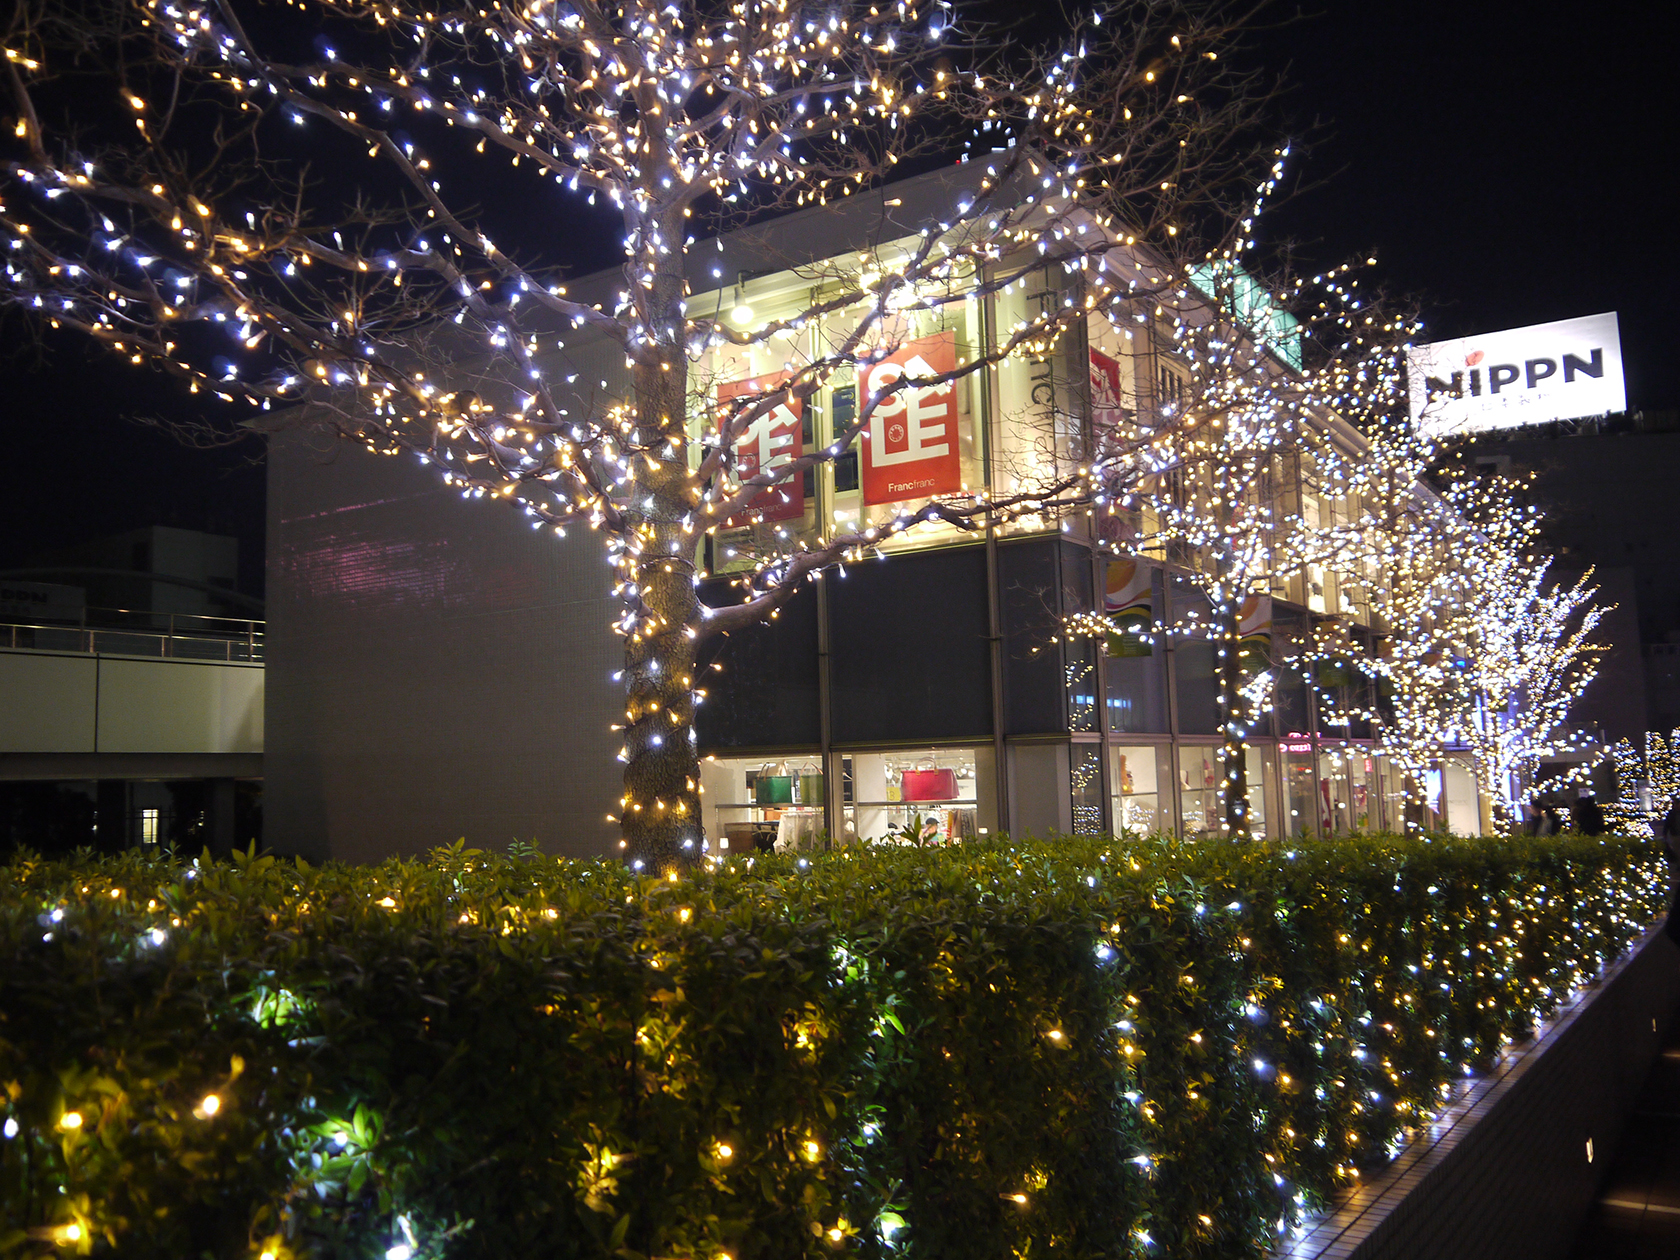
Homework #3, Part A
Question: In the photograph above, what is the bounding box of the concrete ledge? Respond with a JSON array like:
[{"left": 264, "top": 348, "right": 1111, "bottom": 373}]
[
  {"left": 1277, "top": 924, "right": 1680, "bottom": 1260},
  {"left": 0, "top": 752, "right": 263, "bottom": 781}
]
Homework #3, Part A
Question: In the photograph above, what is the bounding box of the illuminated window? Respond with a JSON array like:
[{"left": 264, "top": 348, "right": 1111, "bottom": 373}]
[{"left": 140, "top": 808, "right": 160, "bottom": 845}]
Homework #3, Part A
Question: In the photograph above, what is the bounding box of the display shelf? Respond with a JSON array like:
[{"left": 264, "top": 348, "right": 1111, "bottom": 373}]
[{"left": 849, "top": 799, "right": 977, "bottom": 808}]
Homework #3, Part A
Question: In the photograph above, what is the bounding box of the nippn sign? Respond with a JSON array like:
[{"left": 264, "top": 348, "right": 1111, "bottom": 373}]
[{"left": 1406, "top": 312, "right": 1626, "bottom": 438}]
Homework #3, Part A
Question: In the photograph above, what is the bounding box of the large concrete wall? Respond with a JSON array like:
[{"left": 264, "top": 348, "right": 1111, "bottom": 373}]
[
  {"left": 0, "top": 650, "right": 262, "bottom": 754},
  {"left": 265, "top": 430, "right": 621, "bottom": 863}
]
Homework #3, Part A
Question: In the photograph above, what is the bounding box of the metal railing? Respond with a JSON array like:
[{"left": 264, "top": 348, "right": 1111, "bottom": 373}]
[{"left": 0, "top": 607, "right": 263, "bottom": 662}]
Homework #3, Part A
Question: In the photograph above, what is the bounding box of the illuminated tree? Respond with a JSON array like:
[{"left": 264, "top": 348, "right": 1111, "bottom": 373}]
[
  {"left": 1301, "top": 446, "right": 1610, "bottom": 834},
  {"left": 2, "top": 0, "right": 1280, "bottom": 865},
  {"left": 1602, "top": 729, "right": 1680, "bottom": 837},
  {"left": 1602, "top": 737, "right": 1648, "bottom": 836},
  {"left": 1451, "top": 488, "right": 1607, "bottom": 830},
  {"left": 1298, "top": 430, "right": 1482, "bottom": 824},
  {"left": 1070, "top": 194, "right": 1416, "bottom": 839}
]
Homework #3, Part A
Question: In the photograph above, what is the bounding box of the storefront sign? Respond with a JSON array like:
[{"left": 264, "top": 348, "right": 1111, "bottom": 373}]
[
  {"left": 1406, "top": 313, "right": 1625, "bottom": 436},
  {"left": 719, "top": 373, "right": 803, "bottom": 524},
  {"left": 860, "top": 332, "right": 962, "bottom": 505},
  {"left": 1090, "top": 348, "right": 1126, "bottom": 428},
  {"left": 0, "top": 580, "right": 85, "bottom": 623}
]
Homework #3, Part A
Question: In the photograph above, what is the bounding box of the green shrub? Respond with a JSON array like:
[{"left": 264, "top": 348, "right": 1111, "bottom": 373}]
[{"left": 0, "top": 833, "right": 1666, "bottom": 1260}]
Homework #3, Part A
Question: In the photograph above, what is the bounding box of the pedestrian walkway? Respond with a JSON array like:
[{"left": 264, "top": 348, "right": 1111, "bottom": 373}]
[{"left": 1571, "top": 1010, "right": 1680, "bottom": 1257}]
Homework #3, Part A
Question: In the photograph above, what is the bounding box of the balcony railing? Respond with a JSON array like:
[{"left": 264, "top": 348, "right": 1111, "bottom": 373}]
[{"left": 0, "top": 607, "right": 263, "bottom": 662}]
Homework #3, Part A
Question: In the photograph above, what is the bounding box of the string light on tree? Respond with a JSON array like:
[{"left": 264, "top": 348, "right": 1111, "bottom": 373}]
[{"left": 3, "top": 0, "right": 1282, "bottom": 867}]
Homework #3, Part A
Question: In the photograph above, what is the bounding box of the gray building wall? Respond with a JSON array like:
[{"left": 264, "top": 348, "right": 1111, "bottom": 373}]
[
  {"left": 1564, "top": 566, "right": 1647, "bottom": 746},
  {"left": 1475, "top": 429, "right": 1680, "bottom": 739},
  {"left": 265, "top": 429, "right": 621, "bottom": 862}
]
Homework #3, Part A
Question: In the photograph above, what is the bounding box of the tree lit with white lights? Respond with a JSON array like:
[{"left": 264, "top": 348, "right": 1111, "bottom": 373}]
[
  {"left": 1, "top": 0, "right": 1289, "bottom": 865},
  {"left": 1453, "top": 484, "right": 1606, "bottom": 827},
  {"left": 2, "top": 0, "right": 1610, "bottom": 856}
]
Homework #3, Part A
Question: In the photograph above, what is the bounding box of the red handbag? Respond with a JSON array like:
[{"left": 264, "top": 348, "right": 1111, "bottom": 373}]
[{"left": 902, "top": 768, "right": 959, "bottom": 802}]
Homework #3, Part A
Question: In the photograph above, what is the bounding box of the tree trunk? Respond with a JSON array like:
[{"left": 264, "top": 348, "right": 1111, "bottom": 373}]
[
  {"left": 1216, "top": 598, "right": 1252, "bottom": 840},
  {"left": 619, "top": 255, "right": 703, "bottom": 871}
]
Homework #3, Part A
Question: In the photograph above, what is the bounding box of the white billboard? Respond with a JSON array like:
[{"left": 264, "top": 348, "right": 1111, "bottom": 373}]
[{"left": 1406, "top": 312, "right": 1625, "bottom": 437}]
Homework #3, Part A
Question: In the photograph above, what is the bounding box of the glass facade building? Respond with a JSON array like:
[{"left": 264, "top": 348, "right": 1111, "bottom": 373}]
[
  {"left": 694, "top": 533, "right": 1484, "bottom": 843},
  {"left": 676, "top": 169, "right": 1487, "bottom": 844},
  {"left": 262, "top": 159, "right": 1489, "bottom": 859}
]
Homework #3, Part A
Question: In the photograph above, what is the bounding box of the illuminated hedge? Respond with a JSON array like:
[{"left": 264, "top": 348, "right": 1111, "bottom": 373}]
[{"left": 0, "top": 834, "right": 1665, "bottom": 1260}]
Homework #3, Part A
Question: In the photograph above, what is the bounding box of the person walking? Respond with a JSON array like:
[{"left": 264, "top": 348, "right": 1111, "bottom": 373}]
[{"left": 1572, "top": 792, "right": 1605, "bottom": 837}]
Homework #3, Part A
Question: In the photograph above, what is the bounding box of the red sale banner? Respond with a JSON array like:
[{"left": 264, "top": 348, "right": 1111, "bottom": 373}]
[
  {"left": 859, "top": 332, "right": 963, "bottom": 506},
  {"left": 718, "top": 373, "right": 803, "bottom": 525},
  {"left": 1090, "top": 348, "right": 1126, "bottom": 429}
]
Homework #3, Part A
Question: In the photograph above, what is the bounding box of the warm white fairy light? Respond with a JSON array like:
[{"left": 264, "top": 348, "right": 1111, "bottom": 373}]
[
  {"left": 1063, "top": 156, "right": 1426, "bottom": 838},
  {"left": 2, "top": 0, "right": 1271, "bottom": 865}
]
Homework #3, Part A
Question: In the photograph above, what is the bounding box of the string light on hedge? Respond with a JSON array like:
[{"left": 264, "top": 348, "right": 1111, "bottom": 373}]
[{"left": 6, "top": 830, "right": 1665, "bottom": 1252}]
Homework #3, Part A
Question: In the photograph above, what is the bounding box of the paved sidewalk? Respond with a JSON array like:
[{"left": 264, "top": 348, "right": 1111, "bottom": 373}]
[{"left": 1571, "top": 1011, "right": 1680, "bottom": 1257}]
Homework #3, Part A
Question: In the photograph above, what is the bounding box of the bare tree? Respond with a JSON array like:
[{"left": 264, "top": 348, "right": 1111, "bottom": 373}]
[{"left": 2, "top": 0, "right": 1280, "bottom": 865}]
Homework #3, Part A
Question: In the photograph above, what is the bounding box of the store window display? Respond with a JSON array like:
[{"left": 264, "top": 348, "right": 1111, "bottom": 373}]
[
  {"left": 1110, "top": 743, "right": 1172, "bottom": 835},
  {"left": 1281, "top": 741, "right": 1317, "bottom": 837},
  {"left": 700, "top": 754, "right": 827, "bottom": 855},
  {"left": 1316, "top": 743, "right": 1379, "bottom": 834},
  {"left": 1375, "top": 754, "right": 1409, "bottom": 834},
  {"left": 1176, "top": 744, "right": 1270, "bottom": 837},
  {"left": 838, "top": 746, "right": 995, "bottom": 845},
  {"left": 1178, "top": 744, "right": 1219, "bottom": 835},
  {"left": 693, "top": 296, "right": 827, "bottom": 572},
  {"left": 824, "top": 305, "right": 988, "bottom": 550}
]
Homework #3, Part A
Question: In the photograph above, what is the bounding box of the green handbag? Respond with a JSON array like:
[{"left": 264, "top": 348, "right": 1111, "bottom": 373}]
[
  {"left": 755, "top": 774, "right": 794, "bottom": 805},
  {"left": 797, "top": 773, "right": 826, "bottom": 806}
]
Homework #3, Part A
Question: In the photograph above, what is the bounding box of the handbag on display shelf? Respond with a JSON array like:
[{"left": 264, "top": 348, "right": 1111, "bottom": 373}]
[
  {"left": 754, "top": 764, "right": 794, "bottom": 805},
  {"left": 795, "top": 763, "right": 826, "bottom": 807},
  {"left": 902, "top": 765, "right": 959, "bottom": 802}
]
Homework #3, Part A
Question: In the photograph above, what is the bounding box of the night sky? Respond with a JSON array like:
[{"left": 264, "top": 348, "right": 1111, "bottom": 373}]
[{"left": 1, "top": 0, "right": 1674, "bottom": 601}]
